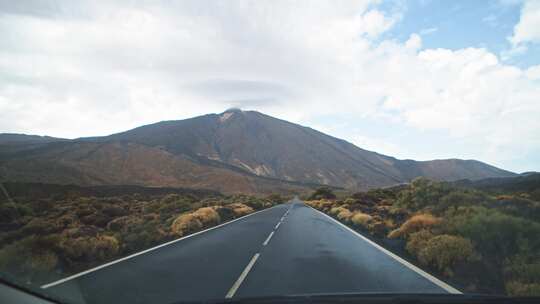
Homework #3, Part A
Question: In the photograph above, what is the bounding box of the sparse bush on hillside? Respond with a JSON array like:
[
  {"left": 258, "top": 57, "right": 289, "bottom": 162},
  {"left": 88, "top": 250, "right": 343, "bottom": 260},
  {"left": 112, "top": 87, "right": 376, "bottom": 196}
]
[
  {"left": 311, "top": 178, "right": 540, "bottom": 295},
  {"left": 0, "top": 188, "right": 274, "bottom": 286}
]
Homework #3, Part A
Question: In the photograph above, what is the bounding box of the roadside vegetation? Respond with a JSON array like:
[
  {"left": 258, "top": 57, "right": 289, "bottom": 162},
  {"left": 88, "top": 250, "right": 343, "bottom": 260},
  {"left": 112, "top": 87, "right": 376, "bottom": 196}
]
[
  {"left": 306, "top": 178, "right": 540, "bottom": 296},
  {"left": 0, "top": 183, "right": 283, "bottom": 286}
]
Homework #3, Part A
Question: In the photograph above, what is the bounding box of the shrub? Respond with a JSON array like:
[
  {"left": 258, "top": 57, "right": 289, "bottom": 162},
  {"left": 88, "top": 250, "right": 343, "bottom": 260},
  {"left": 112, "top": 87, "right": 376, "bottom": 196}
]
[
  {"left": 351, "top": 212, "right": 373, "bottom": 228},
  {"left": 415, "top": 234, "right": 475, "bottom": 276},
  {"left": 170, "top": 207, "right": 220, "bottom": 236},
  {"left": 21, "top": 218, "right": 62, "bottom": 235},
  {"left": 505, "top": 281, "right": 540, "bottom": 296},
  {"left": 170, "top": 213, "right": 203, "bottom": 236},
  {"left": 308, "top": 187, "right": 336, "bottom": 200},
  {"left": 266, "top": 194, "right": 284, "bottom": 204},
  {"left": 336, "top": 209, "right": 353, "bottom": 222},
  {"left": 227, "top": 203, "right": 254, "bottom": 217},
  {"left": 329, "top": 206, "right": 347, "bottom": 216},
  {"left": 102, "top": 205, "right": 127, "bottom": 217},
  {"left": 107, "top": 216, "right": 143, "bottom": 232},
  {"left": 0, "top": 235, "right": 60, "bottom": 281},
  {"left": 388, "top": 213, "right": 441, "bottom": 239},
  {"left": 60, "top": 235, "right": 119, "bottom": 263},
  {"left": 216, "top": 207, "right": 236, "bottom": 222},
  {"left": 406, "top": 229, "right": 434, "bottom": 256},
  {"left": 0, "top": 203, "right": 33, "bottom": 223},
  {"left": 447, "top": 207, "right": 540, "bottom": 260},
  {"left": 396, "top": 178, "right": 451, "bottom": 211},
  {"left": 192, "top": 207, "right": 221, "bottom": 226}
]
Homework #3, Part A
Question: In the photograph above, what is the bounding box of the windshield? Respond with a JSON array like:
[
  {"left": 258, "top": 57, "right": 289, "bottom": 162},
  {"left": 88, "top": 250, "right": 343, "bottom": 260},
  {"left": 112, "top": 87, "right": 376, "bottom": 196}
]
[{"left": 1, "top": 1, "right": 539, "bottom": 303}]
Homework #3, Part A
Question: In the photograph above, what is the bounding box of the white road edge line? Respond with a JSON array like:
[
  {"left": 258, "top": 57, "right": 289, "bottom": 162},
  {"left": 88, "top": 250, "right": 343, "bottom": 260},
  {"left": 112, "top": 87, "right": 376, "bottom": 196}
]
[
  {"left": 225, "top": 253, "right": 260, "bottom": 298},
  {"left": 262, "top": 231, "right": 275, "bottom": 246},
  {"left": 41, "top": 206, "right": 280, "bottom": 289},
  {"left": 308, "top": 205, "right": 462, "bottom": 294}
]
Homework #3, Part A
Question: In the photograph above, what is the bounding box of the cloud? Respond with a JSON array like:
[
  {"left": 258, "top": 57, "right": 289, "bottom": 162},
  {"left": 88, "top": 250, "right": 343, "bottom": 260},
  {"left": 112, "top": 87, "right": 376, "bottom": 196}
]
[
  {"left": 509, "top": 0, "right": 540, "bottom": 46},
  {"left": 0, "top": 1, "right": 539, "bottom": 171},
  {"left": 482, "top": 14, "right": 498, "bottom": 27},
  {"left": 419, "top": 27, "right": 438, "bottom": 35}
]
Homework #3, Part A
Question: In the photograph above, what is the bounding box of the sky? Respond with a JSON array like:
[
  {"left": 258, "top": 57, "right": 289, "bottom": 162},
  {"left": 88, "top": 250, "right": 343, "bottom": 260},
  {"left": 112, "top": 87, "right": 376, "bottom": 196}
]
[{"left": 0, "top": 0, "right": 539, "bottom": 173}]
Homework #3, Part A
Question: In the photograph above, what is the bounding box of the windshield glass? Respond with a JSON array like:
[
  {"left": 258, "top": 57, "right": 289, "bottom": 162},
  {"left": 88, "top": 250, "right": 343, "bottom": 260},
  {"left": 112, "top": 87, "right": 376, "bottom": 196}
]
[{"left": 1, "top": 1, "right": 539, "bottom": 303}]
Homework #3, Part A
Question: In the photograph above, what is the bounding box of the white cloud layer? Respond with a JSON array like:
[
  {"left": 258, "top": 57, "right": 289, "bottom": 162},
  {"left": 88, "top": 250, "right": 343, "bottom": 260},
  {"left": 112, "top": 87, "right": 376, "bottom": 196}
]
[
  {"left": 0, "top": 0, "right": 539, "bottom": 171},
  {"left": 510, "top": 0, "right": 540, "bottom": 46}
]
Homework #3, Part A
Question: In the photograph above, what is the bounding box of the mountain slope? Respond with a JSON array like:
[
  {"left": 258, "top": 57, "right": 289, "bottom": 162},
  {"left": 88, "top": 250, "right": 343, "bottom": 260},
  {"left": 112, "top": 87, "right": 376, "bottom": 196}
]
[
  {"left": 94, "top": 109, "right": 515, "bottom": 188},
  {"left": 0, "top": 109, "right": 516, "bottom": 192}
]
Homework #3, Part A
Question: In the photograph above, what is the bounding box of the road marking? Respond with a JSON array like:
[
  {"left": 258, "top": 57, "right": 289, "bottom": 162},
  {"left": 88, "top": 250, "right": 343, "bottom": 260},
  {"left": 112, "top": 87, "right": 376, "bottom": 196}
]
[
  {"left": 274, "top": 222, "right": 281, "bottom": 230},
  {"left": 262, "top": 231, "right": 275, "bottom": 246},
  {"left": 308, "top": 205, "right": 462, "bottom": 294},
  {"left": 41, "top": 206, "right": 282, "bottom": 289},
  {"left": 225, "top": 253, "right": 260, "bottom": 298}
]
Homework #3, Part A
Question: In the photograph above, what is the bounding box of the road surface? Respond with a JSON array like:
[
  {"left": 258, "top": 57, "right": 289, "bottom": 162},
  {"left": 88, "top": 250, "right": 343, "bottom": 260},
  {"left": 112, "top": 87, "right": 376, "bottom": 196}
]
[{"left": 44, "top": 199, "right": 459, "bottom": 303}]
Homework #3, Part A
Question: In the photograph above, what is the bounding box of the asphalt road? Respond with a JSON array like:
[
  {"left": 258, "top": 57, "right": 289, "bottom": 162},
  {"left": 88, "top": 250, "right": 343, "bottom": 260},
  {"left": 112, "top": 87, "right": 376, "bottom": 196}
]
[{"left": 44, "top": 199, "right": 458, "bottom": 304}]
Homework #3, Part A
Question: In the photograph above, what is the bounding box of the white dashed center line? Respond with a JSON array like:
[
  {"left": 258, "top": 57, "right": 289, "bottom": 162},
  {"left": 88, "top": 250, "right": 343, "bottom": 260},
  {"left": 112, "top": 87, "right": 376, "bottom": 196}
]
[
  {"left": 262, "top": 231, "right": 274, "bottom": 246},
  {"left": 225, "top": 253, "right": 260, "bottom": 298},
  {"left": 225, "top": 205, "right": 292, "bottom": 299}
]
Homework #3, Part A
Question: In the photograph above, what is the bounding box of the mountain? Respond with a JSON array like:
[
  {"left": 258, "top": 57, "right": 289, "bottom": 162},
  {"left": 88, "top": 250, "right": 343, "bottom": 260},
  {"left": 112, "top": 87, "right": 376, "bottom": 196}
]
[
  {"left": 0, "top": 133, "right": 67, "bottom": 144},
  {"left": 0, "top": 109, "right": 516, "bottom": 193},
  {"left": 453, "top": 173, "right": 540, "bottom": 195}
]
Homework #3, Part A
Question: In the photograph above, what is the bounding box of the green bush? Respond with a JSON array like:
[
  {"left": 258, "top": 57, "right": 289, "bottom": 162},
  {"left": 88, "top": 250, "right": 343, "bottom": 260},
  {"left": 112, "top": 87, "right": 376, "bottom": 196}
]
[
  {"left": 0, "top": 235, "right": 60, "bottom": 281},
  {"left": 447, "top": 207, "right": 540, "bottom": 260},
  {"left": 414, "top": 234, "right": 476, "bottom": 276},
  {"left": 396, "top": 178, "right": 451, "bottom": 211}
]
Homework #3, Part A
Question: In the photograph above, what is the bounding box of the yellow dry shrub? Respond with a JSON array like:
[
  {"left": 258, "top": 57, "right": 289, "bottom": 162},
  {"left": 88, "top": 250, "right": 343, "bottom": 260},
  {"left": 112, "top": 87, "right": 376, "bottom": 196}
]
[
  {"left": 330, "top": 207, "right": 347, "bottom": 215},
  {"left": 171, "top": 213, "right": 203, "bottom": 236},
  {"left": 309, "top": 199, "right": 335, "bottom": 212},
  {"left": 387, "top": 228, "right": 401, "bottom": 239},
  {"left": 192, "top": 207, "right": 221, "bottom": 226},
  {"left": 93, "top": 235, "right": 120, "bottom": 260},
  {"left": 227, "top": 203, "right": 254, "bottom": 217},
  {"left": 171, "top": 207, "right": 222, "bottom": 236},
  {"left": 351, "top": 212, "right": 373, "bottom": 228},
  {"left": 61, "top": 235, "right": 119, "bottom": 261},
  {"left": 336, "top": 208, "right": 353, "bottom": 222},
  {"left": 388, "top": 213, "right": 441, "bottom": 239},
  {"left": 383, "top": 219, "right": 396, "bottom": 229}
]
